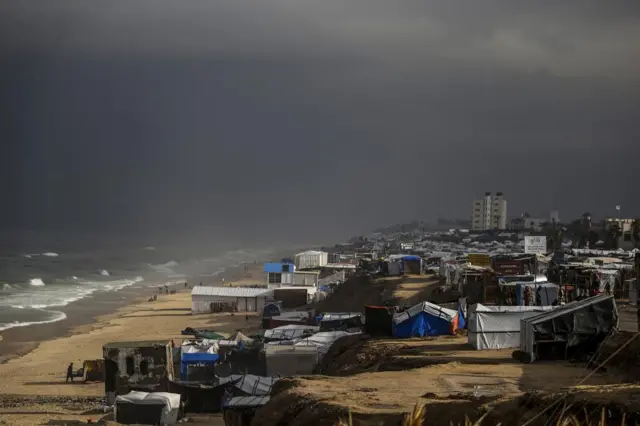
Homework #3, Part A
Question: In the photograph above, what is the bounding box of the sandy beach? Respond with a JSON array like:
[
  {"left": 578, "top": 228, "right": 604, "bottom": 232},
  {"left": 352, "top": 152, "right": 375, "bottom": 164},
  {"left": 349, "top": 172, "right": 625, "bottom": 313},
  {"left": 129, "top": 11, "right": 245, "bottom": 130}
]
[{"left": 0, "top": 262, "right": 266, "bottom": 425}]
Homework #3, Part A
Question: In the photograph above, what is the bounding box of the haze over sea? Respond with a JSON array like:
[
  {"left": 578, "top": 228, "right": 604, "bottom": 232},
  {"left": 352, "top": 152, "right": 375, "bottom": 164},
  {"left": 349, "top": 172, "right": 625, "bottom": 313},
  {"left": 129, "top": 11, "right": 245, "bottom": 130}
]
[{"left": 0, "top": 231, "right": 290, "bottom": 332}]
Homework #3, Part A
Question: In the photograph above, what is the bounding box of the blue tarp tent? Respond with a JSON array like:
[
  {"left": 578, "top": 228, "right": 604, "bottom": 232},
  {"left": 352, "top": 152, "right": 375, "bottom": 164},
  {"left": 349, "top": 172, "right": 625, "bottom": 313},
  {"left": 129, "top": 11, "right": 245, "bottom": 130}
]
[
  {"left": 392, "top": 301, "right": 458, "bottom": 337},
  {"left": 262, "top": 302, "right": 282, "bottom": 318},
  {"left": 180, "top": 352, "right": 219, "bottom": 380},
  {"left": 457, "top": 303, "right": 466, "bottom": 330}
]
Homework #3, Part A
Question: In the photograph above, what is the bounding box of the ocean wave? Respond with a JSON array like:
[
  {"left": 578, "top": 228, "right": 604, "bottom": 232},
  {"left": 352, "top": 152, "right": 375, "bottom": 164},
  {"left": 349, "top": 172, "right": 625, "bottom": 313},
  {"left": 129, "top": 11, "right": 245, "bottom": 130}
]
[
  {"left": 100, "top": 269, "right": 110, "bottom": 276},
  {"left": 29, "top": 278, "right": 45, "bottom": 286},
  {"left": 144, "top": 246, "right": 157, "bottom": 251},
  {"left": 0, "top": 310, "right": 67, "bottom": 332},
  {"left": 85, "top": 276, "right": 144, "bottom": 292},
  {"left": 7, "top": 287, "right": 98, "bottom": 309},
  {"left": 42, "top": 252, "right": 59, "bottom": 257},
  {"left": 149, "top": 260, "right": 179, "bottom": 274}
]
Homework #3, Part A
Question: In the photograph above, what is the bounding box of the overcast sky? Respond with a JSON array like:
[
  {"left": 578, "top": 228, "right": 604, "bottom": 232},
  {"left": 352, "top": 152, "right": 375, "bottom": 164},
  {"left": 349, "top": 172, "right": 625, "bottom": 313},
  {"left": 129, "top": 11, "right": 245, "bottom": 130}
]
[{"left": 1, "top": 1, "right": 639, "bottom": 244}]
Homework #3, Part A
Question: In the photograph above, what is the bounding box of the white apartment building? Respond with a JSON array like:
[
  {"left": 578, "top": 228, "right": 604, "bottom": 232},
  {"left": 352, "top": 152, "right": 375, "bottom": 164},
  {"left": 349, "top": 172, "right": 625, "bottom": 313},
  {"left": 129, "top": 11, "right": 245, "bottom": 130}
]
[{"left": 471, "top": 192, "right": 508, "bottom": 230}]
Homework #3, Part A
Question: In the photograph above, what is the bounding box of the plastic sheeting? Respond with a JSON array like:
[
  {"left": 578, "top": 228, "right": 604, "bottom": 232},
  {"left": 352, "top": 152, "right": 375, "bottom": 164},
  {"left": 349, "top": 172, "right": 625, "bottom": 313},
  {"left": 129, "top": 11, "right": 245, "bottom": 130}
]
[
  {"left": 520, "top": 295, "right": 618, "bottom": 362},
  {"left": 294, "top": 331, "right": 360, "bottom": 358},
  {"left": 264, "top": 325, "right": 319, "bottom": 341},
  {"left": 218, "top": 374, "right": 278, "bottom": 395},
  {"left": 392, "top": 302, "right": 458, "bottom": 337},
  {"left": 467, "top": 304, "right": 555, "bottom": 350},
  {"left": 114, "top": 391, "right": 181, "bottom": 425}
]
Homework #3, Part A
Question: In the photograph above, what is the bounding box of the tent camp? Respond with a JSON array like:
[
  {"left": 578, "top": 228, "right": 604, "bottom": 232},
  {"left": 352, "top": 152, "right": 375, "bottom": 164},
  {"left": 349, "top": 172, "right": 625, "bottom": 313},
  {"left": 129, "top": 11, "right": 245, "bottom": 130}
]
[
  {"left": 519, "top": 295, "right": 618, "bottom": 362},
  {"left": 114, "top": 391, "right": 181, "bottom": 425},
  {"left": 467, "top": 304, "right": 555, "bottom": 350},
  {"left": 392, "top": 301, "right": 458, "bottom": 337}
]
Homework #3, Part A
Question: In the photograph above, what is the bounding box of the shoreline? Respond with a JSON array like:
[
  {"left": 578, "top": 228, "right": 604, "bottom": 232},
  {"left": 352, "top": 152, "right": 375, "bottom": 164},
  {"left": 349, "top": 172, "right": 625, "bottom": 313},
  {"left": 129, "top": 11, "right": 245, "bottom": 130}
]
[
  {"left": 0, "top": 260, "right": 265, "bottom": 365},
  {"left": 0, "top": 260, "right": 268, "bottom": 398}
]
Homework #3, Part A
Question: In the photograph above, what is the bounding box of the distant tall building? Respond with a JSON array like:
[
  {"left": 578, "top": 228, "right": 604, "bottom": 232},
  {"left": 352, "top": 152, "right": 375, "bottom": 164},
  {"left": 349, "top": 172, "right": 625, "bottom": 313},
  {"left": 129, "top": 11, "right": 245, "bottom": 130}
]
[
  {"left": 550, "top": 210, "right": 560, "bottom": 224},
  {"left": 471, "top": 192, "right": 508, "bottom": 230}
]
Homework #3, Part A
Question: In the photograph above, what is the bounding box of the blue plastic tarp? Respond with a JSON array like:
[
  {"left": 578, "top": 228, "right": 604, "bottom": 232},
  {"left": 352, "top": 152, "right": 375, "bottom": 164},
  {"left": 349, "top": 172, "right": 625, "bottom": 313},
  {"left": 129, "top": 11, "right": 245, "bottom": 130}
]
[
  {"left": 402, "top": 255, "right": 422, "bottom": 261},
  {"left": 457, "top": 303, "right": 466, "bottom": 330},
  {"left": 180, "top": 352, "right": 220, "bottom": 379},
  {"left": 392, "top": 312, "right": 452, "bottom": 337}
]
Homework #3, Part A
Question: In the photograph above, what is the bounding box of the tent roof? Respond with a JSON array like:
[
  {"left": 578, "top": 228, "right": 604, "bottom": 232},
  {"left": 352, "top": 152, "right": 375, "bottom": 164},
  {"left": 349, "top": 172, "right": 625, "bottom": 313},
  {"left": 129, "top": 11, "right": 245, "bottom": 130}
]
[
  {"left": 526, "top": 294, "right": 616, "bottom": 325},
  {"left": 471, "top": 303, "right": 556, "bottom": 314},
  {"left": 218, "top": 375, "right": 278, "bottom": 395},
  {"left": 181, "top": 352, "right": 219, "bottom": 362},
  {"left": 115, "top": 391, "right": 180, "bottom": 407},
  {"left": 191, "top": 286, "right": 271, "bottom": 298},
  {"left": 224, "top": 396, "right": 270, "bottom": 408},
  {"left": 392, "top": 301, "right": 457, "bottom": 325}
]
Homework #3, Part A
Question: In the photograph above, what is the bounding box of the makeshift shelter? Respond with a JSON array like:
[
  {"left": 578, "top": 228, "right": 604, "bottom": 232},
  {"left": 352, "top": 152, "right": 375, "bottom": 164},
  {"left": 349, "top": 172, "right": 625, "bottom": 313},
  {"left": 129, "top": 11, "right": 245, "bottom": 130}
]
[
  {"left": 263, "top": 324, "right": 319, "bottom": 342},
  {"left": 265, "top": 345, "right": 318, "bottom": 376},
  {"left": 386, "top": 260, "right": 404, "bottom": 276},
  {"left": 218, "top": 374, "right": 278, "bottom": 396},
  {"left": 262, "top": 301, "right": 282, "bottom": 318},
  {"left": 191, "top": 286, "right": 272, "bottom": 314},
  {"left": 519, "top": 295, "right": 618, "bottom": 362},
  {"left": 392, "top": 302, "right": 458, "bottom": 337},
  {"left": 294, "top": 331, "right": 360, "bottom": 362},
  {"left": 388, "top": 254, "right": 424, "bottom": 275},
  {"left": 103, "top": 341, "right": 174, "bottom": 405},
  {"left": 180, "top": 352, "right": 220, "bottom": 380},
  {"left": 402, "top": 255, "right": 424, "bottom": 275},
  {"left": 167, "top": 380, "right": 226, "bottom": 413},
  {"left": 223, "top": 396, "right": 270, "bottom": 426},
  {"left": 114, "top": 391, "right": 181, "bottom": 425},
  {"left": 364, "top": 305, "right": 396, "bottom": 336},
  {"left": 317, "top": 312, "right": 363, "bottom": 331},
  {"left": 467, "top": 304, "right": 555, "bottom": 350}
]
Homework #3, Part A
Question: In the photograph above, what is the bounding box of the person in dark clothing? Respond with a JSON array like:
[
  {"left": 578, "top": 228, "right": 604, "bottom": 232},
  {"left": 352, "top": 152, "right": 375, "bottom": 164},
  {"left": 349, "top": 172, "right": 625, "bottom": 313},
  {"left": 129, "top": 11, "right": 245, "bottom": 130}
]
[{"left": 66, "top": 363, "right": 74, "bottom": 383}]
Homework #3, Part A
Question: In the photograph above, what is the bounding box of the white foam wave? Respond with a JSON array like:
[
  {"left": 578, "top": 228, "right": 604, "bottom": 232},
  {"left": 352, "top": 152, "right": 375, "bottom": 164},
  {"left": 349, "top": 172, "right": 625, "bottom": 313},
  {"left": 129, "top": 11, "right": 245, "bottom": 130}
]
[
  {"left": 144, "top": 246, "right": 157, "bottom": 251},
  {"left": 85, "top": 276, "right": 144, "bottom": 292},
  {"left": 42, "top": 252, "right": 59, "bottom": 257},
  {"left": 29, "top": 278, "right": 45, "bottom": 286},
  {"left": 2, "top": 283, "right": 13, "bottom": 291},
  {"left": 100, "top": 269, "right": 110, "bottom": 276},
  {"left": 0, "top": 310, "right": 67, "bottom": 332},
  {"left": 149, "top": 260, "right": 179, "bottom": 274}
]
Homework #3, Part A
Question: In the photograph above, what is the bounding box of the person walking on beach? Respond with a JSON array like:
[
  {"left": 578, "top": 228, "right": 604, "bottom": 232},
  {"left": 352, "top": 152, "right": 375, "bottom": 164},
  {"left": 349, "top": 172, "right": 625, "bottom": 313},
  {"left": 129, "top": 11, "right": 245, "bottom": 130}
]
[{"left": 66, "top": 362, "right": 74, "bottom": 383}]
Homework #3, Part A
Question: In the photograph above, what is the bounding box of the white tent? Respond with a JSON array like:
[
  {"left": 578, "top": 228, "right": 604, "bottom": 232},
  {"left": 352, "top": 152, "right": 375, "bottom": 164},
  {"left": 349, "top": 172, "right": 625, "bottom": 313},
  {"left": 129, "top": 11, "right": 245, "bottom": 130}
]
[
  {"left": 114, "top": 391, "right": 181, "bottom": 425},
  {"left": 467, "top": 304, "right": 555, "bottom": 350}
]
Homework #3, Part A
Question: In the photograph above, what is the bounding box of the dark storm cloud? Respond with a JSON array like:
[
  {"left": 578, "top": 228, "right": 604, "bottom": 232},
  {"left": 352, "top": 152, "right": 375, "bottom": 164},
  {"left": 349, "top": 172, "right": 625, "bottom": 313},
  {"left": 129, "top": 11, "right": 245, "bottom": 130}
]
[{"left": 1, "top": 1, "right": 639, "bottom": 243}]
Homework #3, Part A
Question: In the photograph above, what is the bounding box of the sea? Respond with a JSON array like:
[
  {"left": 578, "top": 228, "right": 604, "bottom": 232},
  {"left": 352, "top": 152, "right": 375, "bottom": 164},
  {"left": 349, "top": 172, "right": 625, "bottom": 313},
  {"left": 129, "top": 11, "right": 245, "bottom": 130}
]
[{"left": 0, "top": 237, "right": 287, "bottom": 333}]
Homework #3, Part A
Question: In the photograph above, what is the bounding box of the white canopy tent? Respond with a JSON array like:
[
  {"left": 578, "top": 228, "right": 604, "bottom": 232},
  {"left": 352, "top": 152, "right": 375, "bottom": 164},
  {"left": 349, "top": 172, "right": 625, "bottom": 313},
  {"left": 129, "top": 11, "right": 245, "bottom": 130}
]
[{"left": 467, "top": 304, "right": 555, "bottom": 350}]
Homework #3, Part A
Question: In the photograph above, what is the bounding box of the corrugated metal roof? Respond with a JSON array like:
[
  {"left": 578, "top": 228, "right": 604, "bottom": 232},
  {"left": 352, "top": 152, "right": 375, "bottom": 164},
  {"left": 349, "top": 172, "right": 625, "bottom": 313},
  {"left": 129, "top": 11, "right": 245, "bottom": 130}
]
[{"left": 191, "top": 286, "right": 272, "bottom": 298}]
